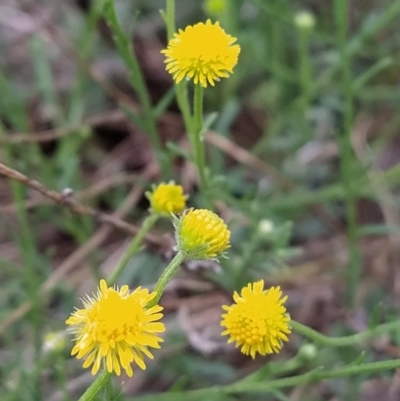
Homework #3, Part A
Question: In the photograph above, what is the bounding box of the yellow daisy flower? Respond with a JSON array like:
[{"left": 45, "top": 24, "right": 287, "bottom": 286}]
[
  {"left": 161, "top": 19, "right": 240, "bottom": 87},
  {"left": 66, "top": 279, "right": 165, "bottom": 377},
  {"left": 221, "top": 281, "right": 291, "bottom": 358},
  {"left": 174, "top": 208, "right": 230, "bottom": 260},
  {"left": 146, "top": 182, "right": 187, "bottom": 215}
]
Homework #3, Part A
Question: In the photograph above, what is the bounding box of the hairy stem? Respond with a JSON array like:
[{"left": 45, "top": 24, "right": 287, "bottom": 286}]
[{"left": 148, "top": 252, "right": 186, "bottom": 307}]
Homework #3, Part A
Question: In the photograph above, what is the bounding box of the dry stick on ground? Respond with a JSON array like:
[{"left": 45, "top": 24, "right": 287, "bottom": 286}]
[
  {"left": 0, "top": 162, "right": 160, "bottom": 335},
  {"left": 205, "top": 130, "right": 294, "bottom": 190},
  {"left": 0, "top": 161, "right": 144, "bottom": 237},
  {"left": 0, "top": 171, "right": 139, "bottom": 213}
]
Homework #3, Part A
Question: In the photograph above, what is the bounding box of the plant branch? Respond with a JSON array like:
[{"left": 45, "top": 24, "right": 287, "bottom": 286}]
[
  {"left": 291, "top": 320, "right": 400, "bottom": 347},
  {"left": 134, "top": 358, "right": 400, "bottom": 401},
  {"left": 0, "top": 162, "right": 156, "bottom": 240}
]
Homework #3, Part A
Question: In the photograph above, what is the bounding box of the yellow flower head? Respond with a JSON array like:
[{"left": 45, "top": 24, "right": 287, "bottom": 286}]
[
  {"left": 161, "top": 19, "right": 240, "bottom": 87},
  {"left": 174, "top": 208, "right": 230, "bottom": 260},
  {"left": 221, "top": 281, "right": 291, "bottom": 358},
  {"left": 66, "top": 279, "right": 165, "bottom": 377},
  {"left": 146, "top": 182, "right": 187, "bottom": 215}
]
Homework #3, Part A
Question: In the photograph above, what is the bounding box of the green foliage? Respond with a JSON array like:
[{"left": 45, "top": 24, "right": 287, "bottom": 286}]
[{"left": 1, "top": 0, "right": 400, "bottom": 400}]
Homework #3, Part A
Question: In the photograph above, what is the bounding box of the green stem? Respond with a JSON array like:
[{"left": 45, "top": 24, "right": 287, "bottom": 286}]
[
  {"left": 104, "top": 377, "right": 114, "bottom": 401},
  {"left": 107, "top": 213, "right": 159, "bottom": 285},
  {"left": 77, "top": 369, "right": 112, "bottom": 401},
  {"left": 228, "top": 358, "right": 400, "bottom": 393},
  {"left": 192, "top": 84, "right": 207, "bottom": 191},
  {"left": 298, "top": 30, "right": 312, "bottom": 116},
  {"left": 334, "top": 0, "right": 360, "bottom": 307},
  {"left": 135, "top": 358, "right": 400, "bottom": 401},
  {"left": 164, "top": 0, "right": 208, "bottom": 196},
  {"left": 238, "top": 344, "right": 315, "bottom": 384},
  {"left": 148, "top": 252, "right": 186, "bottom": 307},
  {"left": 103, "top": 0, "right": 167, "bottom": 172},
  {"left": 164, "top": 1, "right": 192, "bottom": 134},
  {"left": 291, "top": 320, "right": 400, "bottom": 347},
  {"left": 165, "top": 0, "right": 175, "bottom": 40}
]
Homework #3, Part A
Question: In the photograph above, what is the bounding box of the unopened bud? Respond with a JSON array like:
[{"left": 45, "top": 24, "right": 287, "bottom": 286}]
[
  {"left": 298, "top": 343, "right": 317, "bottom": 361},
  {"left": 294, "top": 11, "right": 316, "bottom": 32},
  {"left": 203, "top": 0, "right": 227, "bottom": 16},
  {"left": 258, "top": 219, "right": 274, "bottom": 235},
  {"left": 43, "top": 331, "right": 66, "bottom": 353}
]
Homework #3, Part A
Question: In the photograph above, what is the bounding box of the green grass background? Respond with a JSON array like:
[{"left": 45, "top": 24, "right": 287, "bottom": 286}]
[{"left": 1, "top": 0, "right": 400, "bottom": 400}]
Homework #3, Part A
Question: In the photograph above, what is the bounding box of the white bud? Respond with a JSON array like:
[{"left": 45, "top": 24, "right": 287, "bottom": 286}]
[
  {"left": 42, "top": 331, "right": 66, "bottom": 353},
  {"left": 258, "top": 219, "right": 274, "bottom": 235},
  {"left": 294, "top": 11, "right": 316, "bottom": 31}
]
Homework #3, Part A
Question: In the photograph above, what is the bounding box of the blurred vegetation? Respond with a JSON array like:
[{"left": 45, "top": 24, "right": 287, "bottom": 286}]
[{"left": 1, "top": 0, "right": 400, "bottom": 400}]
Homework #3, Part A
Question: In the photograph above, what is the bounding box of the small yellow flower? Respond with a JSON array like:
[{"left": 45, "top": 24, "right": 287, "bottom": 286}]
[
  {"left": 146, "top": 182, "right": 187, "bottom": 215},
  {"left": 174, "top": 208, "right": 230, "bottom": 260},
  {"left": 161, "top": 19, "right": 240, "bottom": 87},
  {"left": 221, "top": 281, "right": 291, "bottom": 358},
  {"left": 66, "top": 279, "right": 165, "bottom": 377}
]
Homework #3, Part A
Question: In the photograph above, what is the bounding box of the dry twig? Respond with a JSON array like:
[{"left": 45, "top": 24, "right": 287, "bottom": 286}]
[
  {"left": 0, "top": 161, "right": 145, "bottom": 236},
  {"left": 0, "top": 171, "right": 139, "bottom": 213}
]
